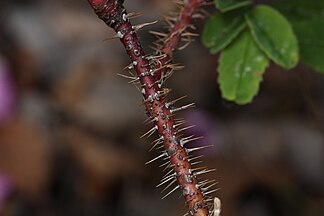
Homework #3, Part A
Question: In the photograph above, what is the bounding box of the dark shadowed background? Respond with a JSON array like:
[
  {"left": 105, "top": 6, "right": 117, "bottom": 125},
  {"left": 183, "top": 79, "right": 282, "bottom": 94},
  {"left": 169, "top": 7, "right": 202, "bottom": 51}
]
[{"left": 0, "top": 0, "right": 323, "bottom": 215}]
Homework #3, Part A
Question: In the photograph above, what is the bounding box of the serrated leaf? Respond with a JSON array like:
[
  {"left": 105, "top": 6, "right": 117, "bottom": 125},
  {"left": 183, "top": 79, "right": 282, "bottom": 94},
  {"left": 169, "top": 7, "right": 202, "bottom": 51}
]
[
  {"left": 293, "top": 17, "right": 324, "bottom": 73},
  {"left": 215, "top": 0, "right": 252, "bottom": 13},
  {"left": 246, "top": 5, "right": 299, "bottom": 69},
  {"left": 202, "top": 12, "right": 246, "bottom": 54},
  {"left": 218, "top": 30, "right": 269, "bottom": 104}
]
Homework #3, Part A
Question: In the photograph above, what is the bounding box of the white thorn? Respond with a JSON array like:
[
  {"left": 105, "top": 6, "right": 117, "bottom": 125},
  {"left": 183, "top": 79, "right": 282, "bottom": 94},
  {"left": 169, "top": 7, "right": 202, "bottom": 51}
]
[
  {"left": 194, "top": 169, "right": 217, "bottom": 176},
  {"left": 170, "top": 103, "right": 195, "bottom": 114},
  {"left": 188, "top": 155, "right": 204, "bottom": 162},
  {"left": 177, "top": 125, "right": 196, "bottom": 132},
  {"left": 203, "top": 188, "right": 220, "bottom": 196},
  {"left": 201, "top": 182, "right": 218, "bottom": 191},
  {"left": 160, "top": 172, "right": 176, "bottom": 183},
  {"left": 186, "top": 145, "right": 213, "bottom": 153},
  {"left": 161, "top": 179, "right": 177, "bottom": 192},
  {"left": 162, "top": 185, "right": 179, "bottom": 199},
  {"left": 159, "top": 160, "right": 170, "bottom": 168},
  {"left": 145, "top": 152, "right": 167, "bottom": 165},
  {"left": 180, "top": 136, "right": 203, "bottom": 147},
  {"left": 133, "top": 20, "right": 158, "bottom": 32},
  {"left": 117, "top": 73, "right": 138, "bottom": 80},
  {"left": 140, "top": 125, "right": 158, "bottom": 138},
  {"left": 191, "top": 160, "right": 203, "bottom": 166}
]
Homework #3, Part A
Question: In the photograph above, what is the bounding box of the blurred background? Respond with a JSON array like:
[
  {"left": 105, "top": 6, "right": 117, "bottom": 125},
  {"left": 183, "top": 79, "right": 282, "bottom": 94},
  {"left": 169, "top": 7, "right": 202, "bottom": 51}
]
[{"left": 0, "top": 0, "right": 324, "bottom": 215}]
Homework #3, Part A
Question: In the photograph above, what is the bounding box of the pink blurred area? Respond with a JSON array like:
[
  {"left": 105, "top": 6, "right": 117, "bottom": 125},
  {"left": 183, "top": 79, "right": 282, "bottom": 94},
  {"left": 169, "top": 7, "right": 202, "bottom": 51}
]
[
  {"left": 0, "top": 57, "right": 15, "bottom": 122},
  {"left": 0, "top": 0, "right": 323, "bottom": 216},
  {"left": 0, "top": 174, "right": 13, "bottom": 209}
]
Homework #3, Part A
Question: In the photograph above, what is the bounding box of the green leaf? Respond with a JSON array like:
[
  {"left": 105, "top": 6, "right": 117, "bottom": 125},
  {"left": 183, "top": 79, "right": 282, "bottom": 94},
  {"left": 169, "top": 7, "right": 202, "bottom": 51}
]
[
  {"left": 215, "top": 0, "right": 252, "bottom": 13},
  {"left": 272, "top": 0, "right": 324, "bottom": 22},
  {"left": 293, "top": 17, "right": 324, "bottom": 73},
  {"left": 218, "top": 30, "right": 269, "bottom": 104},
  {"left": 271, "top": 0, "right": 324, "bottom": 73},
  {"left": 245, "top": 5, "right": 299, "bottom": 69},
  {"left": 202, "top": 12, "right": 246, "bottom": 54}
]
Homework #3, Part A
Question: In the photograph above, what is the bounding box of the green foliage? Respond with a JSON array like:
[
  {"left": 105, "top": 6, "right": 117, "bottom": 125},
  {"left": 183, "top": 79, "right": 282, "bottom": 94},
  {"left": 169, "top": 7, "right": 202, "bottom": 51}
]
[
  {"left": 202, "top": 0, "right": 324, "bottom": 104},
  {"left": 272, "top": 0, "right": 324, "bottom": 73},
  {"left": 215, "top": 0, "right": 252, "bottom": 12},
  {"left": 292, "top": 17, "right": 324, "bottom": 73},
  {"left": 245, "top": 5, "right": 299, "bottom": 69},
  {"left": 218, "top": 30, "right": 269, "bottom": 104},
  {"left": 202, "top": 12, "right": 245, "bottom": 54},
  {"left": 272, "top": 0, "right": 324, "bottom": 20}
]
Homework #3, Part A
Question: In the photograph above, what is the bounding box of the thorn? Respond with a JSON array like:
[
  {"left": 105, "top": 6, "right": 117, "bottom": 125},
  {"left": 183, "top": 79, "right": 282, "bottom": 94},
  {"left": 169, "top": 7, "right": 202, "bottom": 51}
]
[
  {"left": 181, "top": 32, "right": 199, "bottom": 37},
  {"left": 174, "top": 118, "right": 186, "bottom": 123},
  {"left": 194, "top": 168, "right": 217, "bottom": 176},
  {"left": 160, "top": 172, "right": 176, "bottom": 183},
  {"left": 126, "top": 11, "right": 144, "bottom": 19},
  {"left": 167, "top": 63, "right": 185, "bottom": 71},
  {"left": 201, "top": 182, "right": 218, "bottom": 191},
  {"left": 142, "top": 94, "right": 154, "bottom": 104},
  {"left": 186, "top": 145, "right": 213, "bottom": 153},
  {"left": 163, "top": 15, "right": 178, "bottom": 22},
  {"left": 204, "top": 199, "right": 214, "bottom": 205},
  {"left": 180, "top": 134, "right": 195, "bottom": 142},
  {"left": 162, "top": 167, "right": 175, "bottom": 179},
  {"left": 145, "top": 152, "right": 167, "bottom": 165},
  {"left": 163, "top": 162, "right": 174, "bottom": 172},
  {"left": 162, "top": 185, "right": 179, "bottom": 199},
  {"left": 188, "top": 155, "right": 204, "bottom": 162},
  {"left": 156, "top": 175, "right": 175, "bottom": 188},
  {"left": 155, "top": 145, "right": 165, "bottom": 150},
  {"left": 117, "top": 73, "right": 138, "bottom": 80},
  {"left": 152, "top": 136, "right": 164, "bottom": 144},
  {"left": 197, "top": 179, "right": 210, "bottom": 186},
  {"left": 163, "top": 16, "right": 175, "bottom": 28},
  {"left": 191, "top": 166, "right": 208, "bottom": 172},
  {"left": 143, "top": 116, "right": 158, "bottom": 125},
  {"left": 133, "top": 20, "right": 158, "bottom": 32},
  {"left": 165, "top": 95, "right": 187, "bottom": 108},
  {"left": 161, "top": 179, "right": 177, "bottom": 192},
  {"left": 159, "top": 160, "right": 170, "bottom": 168},
  {"left": 180, "top": 136, "right": 203, "bottom": 147},
  {"left": 192, "top": 13, "right": 206, "bottom": 19},
  {"left": 178, "top": 125, "right": 196, "bottom": 132},
  {"left": 123, "top": 62, "right": 134, "bottom": 70},
  {"left": 198, "top": 179, "right": 217, "bottom": 188},
  {"left": 102, "top": 34, "right": 121, "bottom": 41},
  {"left": 191, "top": 160, "right": 203, "bottom": 166},
  {"left": 203, "top": 188, "right": 220, "bottom": 196},
  {"left": 140, "top": 125, "right": 158, "bottom": 138},
  {"left": 149, "top": 31, "right": 168, "bottom": 37},
  {"left": 170, "top": 103, "right": 195, "bottom": 114},
  {"left": 156, "top": 88, "right": 172, "bottom": 98},
  {"left": 188, "top": 24, "right": 197, "bottom": 30},
  {"left": 149, "top": 139, "right": 164, "bottom": 152},
  {"left": 178, "top": 40, "right": 192, "bottom": 50},
  {"left": 173, "top": 121, "right": 186, "bottom": 129}
]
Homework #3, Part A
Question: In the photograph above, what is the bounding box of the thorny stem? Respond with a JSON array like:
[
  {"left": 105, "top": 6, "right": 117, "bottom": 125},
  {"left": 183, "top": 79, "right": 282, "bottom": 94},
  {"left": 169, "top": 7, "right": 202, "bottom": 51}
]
[
  {"left": 87, "top": 0, "right": 214, "bottom": 215},
  {"left": 161, "top": 0, "right": 205, "bottom": 56},
  {"left": 152, "top": 0, "right": 206, "bottom": 80}
]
